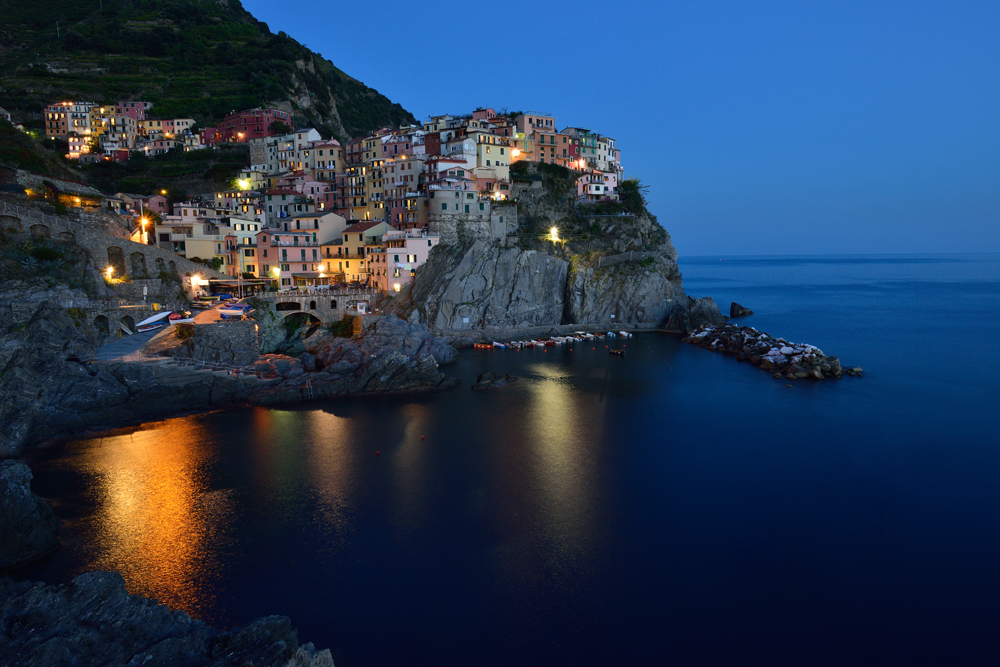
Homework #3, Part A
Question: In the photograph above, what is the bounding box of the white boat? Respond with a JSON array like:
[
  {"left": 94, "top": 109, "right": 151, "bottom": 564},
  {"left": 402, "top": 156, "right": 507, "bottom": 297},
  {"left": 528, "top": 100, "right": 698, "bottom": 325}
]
[
  {"left": 135, "top": 311, "right": 172, "bottom": 333},
  {"left": 619, "top": 331, "right": 632, "bottom": 337},
  {"left": 492, "top": 341, "right": 506, "bottom": 348}
]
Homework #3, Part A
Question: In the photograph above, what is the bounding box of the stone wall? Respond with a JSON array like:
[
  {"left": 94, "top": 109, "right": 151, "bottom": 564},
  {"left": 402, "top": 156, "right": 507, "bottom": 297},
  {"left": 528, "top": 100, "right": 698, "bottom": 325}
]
[
  {"left": 428, "top": 200, "right": 517, "bottom": 244},
  {"left": 15, "top": 169, "right": 104, "bottom": 197},
  {"left": 0, "top": 198, "right": 224, "bottom": 282}
]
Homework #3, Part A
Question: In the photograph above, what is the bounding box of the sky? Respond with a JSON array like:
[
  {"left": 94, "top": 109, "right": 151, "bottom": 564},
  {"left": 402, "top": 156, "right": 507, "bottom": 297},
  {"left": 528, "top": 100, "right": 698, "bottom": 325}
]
[{"left": 243, "top": 0, "right": 1000, "bottom": 255}]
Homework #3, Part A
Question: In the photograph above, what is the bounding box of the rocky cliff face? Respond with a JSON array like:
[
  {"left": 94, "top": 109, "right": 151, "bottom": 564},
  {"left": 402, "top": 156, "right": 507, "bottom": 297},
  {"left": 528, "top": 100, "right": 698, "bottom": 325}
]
[
  {"left": 412, "top": 242, "right": 570, "bottom": 329},
  {"left": 0, "top": 572, "right": 334, "bottom": 667},
  {"left": 411, "top": 167, "right": 725, "bottom": 332}
]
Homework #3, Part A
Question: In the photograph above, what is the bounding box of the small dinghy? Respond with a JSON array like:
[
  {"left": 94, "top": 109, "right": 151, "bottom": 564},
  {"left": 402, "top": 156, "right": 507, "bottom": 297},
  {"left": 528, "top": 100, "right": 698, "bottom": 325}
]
[{"left": 135, "top": 311, "right": 172, "bottom": 333}]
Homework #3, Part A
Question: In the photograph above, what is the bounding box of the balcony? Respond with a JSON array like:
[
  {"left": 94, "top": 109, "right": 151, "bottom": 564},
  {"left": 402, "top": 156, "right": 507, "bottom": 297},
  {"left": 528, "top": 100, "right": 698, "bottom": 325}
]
[{"left": 271, "top": 240, "right": 319, "bottom": 247}]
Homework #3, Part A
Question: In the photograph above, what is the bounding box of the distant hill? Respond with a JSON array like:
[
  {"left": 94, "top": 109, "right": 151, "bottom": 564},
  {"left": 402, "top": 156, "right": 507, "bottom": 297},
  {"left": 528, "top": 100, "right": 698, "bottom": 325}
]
[{"left": 0, "top": 0, "right": 416, "bottom": 141}]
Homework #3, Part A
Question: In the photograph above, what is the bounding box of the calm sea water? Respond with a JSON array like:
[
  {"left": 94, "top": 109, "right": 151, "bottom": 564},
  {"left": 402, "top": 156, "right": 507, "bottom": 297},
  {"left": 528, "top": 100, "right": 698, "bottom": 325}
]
[{"left": 25, "top": 255, "right": 1000, "bottom": 665}]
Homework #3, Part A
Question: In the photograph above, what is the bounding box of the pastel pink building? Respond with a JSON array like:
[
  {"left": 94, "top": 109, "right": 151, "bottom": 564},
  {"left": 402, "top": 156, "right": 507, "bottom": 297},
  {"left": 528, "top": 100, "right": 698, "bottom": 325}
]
[
  {"left": 577, "top": 171, "right": 619, "bottom": 201},
  {"left": 114, "top": 101, "right": 152, "bottom": 121},
  {"left": 369, "top": 229, "right": 441, "bottom": 292}
]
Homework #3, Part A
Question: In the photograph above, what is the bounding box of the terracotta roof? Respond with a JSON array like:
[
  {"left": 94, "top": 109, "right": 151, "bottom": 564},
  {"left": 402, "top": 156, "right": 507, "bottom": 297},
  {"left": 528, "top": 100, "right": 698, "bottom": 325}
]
[{"left": 344, "top": 220, "right": 393, "bottom": 233}]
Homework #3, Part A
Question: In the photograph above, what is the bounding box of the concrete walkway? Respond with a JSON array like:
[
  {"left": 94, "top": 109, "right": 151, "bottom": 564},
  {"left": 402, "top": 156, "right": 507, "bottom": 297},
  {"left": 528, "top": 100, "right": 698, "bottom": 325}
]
[{"left": 93, "top": 328, "right": 163, "bottom": 362}]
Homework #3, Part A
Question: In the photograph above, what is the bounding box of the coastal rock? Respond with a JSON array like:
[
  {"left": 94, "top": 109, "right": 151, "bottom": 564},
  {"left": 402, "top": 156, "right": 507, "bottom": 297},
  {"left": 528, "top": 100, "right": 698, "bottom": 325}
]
[
  {"left": 663, "top": 296, "right": 728, "bottom": 332},
  {"left": 254, "top": 316, "right": 459, "bottom": 402},
  {"left": 471, "top": 371, "right": 518, "bottom": 391},
  {"left": 730, "top": 302, "right": 754, "bottom": 318},
  {"left": 0, "top": 571, "right": 334, "bottom": 667},
  {"left": 683, "top": 323, "right": 848, "bottom": 380},
  {"left": 0, "top": 460, "right": 59, "bottom": 571}
]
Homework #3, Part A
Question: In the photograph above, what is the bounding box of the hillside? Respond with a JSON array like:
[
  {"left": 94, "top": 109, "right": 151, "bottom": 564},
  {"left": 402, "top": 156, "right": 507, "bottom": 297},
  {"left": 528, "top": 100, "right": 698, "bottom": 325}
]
[{"left": 0, "top": 0, "right": 416, "bottom": 140}]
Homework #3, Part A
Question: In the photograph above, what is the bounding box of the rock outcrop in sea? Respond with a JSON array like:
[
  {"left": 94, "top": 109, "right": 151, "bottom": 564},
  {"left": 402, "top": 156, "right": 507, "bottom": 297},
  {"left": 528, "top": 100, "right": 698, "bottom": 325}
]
[
  {"left": 730, "top": 302, "right": 754, "bottom": 318},
  {"left": 684, "top": 323, "right": 861, "bottom": 380}
]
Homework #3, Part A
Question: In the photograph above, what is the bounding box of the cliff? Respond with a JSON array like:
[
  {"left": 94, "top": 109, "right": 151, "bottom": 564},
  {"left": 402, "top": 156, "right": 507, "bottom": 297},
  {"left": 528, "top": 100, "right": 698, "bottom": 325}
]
[{"left": 411, "top": 163, "right": 724, "bottom": 333}]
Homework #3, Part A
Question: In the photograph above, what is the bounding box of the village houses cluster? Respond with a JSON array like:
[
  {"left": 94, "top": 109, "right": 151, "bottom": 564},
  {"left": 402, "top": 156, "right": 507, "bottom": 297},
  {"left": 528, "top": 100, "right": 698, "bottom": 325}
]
[{"left": 43, "top": 102, "right": 624, "bottom": 292}]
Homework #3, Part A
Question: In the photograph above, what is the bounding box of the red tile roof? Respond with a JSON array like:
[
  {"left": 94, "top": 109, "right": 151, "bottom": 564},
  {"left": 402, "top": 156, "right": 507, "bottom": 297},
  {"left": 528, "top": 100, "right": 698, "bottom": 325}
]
[{"left": 344, "top": 220, "right": 393, "bottom": 233}]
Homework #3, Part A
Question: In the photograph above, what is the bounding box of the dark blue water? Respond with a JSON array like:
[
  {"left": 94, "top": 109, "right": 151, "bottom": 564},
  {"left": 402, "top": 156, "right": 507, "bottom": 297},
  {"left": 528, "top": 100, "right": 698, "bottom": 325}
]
[{"left": 26, "top": 255, "right": 1000, "bottom": 665}]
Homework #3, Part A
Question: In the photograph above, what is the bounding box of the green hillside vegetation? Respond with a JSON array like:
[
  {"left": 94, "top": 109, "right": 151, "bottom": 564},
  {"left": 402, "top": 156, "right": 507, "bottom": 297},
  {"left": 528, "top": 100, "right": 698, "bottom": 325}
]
[
  {"left": 0, "top": 0, "right": 416, "bottom": 140},
  {"left": 77, "top": 145, "right": 249, "bottom": 197},
  {"left": 0, "top": 119, "right": 81, "bottom": 180}
]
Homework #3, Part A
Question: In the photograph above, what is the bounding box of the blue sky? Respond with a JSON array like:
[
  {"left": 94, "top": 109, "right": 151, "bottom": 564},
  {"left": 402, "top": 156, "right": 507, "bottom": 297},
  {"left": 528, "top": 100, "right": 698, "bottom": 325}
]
[{"left": 243, "top": 0, "right": 999, "bottom": 255}]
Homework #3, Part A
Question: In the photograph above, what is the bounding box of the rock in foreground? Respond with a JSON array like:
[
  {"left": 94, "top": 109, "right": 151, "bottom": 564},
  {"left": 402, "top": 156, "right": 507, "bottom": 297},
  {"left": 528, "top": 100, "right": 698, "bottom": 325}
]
[
  {"left": 0, "top": 460, "right": 59, "bottom": 572},
  {"left": 684, "top": 324, "right": 859, "bottom": 380},
  {"left": 0, "top": 572, "right": 333, "bottom": 667},
  {"left": 470, "top": 371, "right": 518, "bottom": 391}
]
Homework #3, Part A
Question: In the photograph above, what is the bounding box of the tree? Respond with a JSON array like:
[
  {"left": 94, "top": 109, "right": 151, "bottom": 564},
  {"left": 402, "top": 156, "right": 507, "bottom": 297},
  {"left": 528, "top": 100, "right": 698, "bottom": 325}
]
[
  {"left": 271, "top": 120, "right": 292, "bottom": 135},
  {"left": 618, "top": 178, "right": 650, "bottom": 217}
]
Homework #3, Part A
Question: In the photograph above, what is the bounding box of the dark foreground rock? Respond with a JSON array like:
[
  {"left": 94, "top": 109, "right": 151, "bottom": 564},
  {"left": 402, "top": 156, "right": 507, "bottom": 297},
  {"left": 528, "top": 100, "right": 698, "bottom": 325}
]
[
  {"left": 684, "top": 323, "right": 859, "bottom": 380},
  {"left": 470, "top": 372, "right": 518, "bottom": 391},
  {"left": 730, "top": 302, "right": 754, "bottom": 318},
  {"left": 0, "top": 460, "right": 59, "bottom": 572},
  {"left": 0, "top": 572, "right": 333, "bottom": 667}
]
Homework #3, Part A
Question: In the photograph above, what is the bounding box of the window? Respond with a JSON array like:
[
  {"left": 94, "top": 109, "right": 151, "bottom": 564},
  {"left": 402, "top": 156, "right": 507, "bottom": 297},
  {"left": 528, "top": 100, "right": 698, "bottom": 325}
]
[
  {"left": 479, "top": 203, "right": 485, "bottom": 211},
  {"left": 394, "top": 255, "right": 399, "bottom": 262},
  {"left": 281, "top": 263, "right": 290, "bottom": 271},
  {"left": 442, "top": 203, "right": 447, "bottom": 211},
  {"left": 465, "top": 205, "right": 469, "bottom": 213}
]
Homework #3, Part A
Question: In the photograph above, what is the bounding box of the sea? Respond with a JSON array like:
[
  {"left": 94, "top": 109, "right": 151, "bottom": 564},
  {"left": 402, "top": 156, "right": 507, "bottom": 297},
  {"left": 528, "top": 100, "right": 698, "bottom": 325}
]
[{"left": 23, "top": 254, "right": 1000, "bottom": 666}]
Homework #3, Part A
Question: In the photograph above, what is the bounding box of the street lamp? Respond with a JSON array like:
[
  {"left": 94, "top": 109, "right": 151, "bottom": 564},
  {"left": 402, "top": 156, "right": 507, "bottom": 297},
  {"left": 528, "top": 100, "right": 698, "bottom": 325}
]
[
  {"left": 549, "top": 226, "right": 560, "bottom": 242},
  {"left": 105, "top": 266, "right": 114, "bottom": 279}
]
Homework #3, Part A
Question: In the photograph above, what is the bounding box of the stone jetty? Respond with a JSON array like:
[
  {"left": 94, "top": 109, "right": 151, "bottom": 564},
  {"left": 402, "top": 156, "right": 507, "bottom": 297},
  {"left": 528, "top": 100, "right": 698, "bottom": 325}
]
[{"left": 683, "top": 323, "right": 862, "bottom": 380}]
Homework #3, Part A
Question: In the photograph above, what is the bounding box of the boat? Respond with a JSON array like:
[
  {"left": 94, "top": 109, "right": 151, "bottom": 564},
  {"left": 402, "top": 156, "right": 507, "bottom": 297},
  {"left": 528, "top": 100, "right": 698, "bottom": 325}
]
[
  {"left": 473, "top": 343, "right": 492, "bottom": 349},
  {"left": 219, "top": 308, "right": 254, "bottom": 319},
  {"left": 492, "top": 341, "right": 506, "bottom": 348},
  {"left": 610, "top": 349, "right": 625, "bottom": 357},
  {"left": 135, "top": 311, "right": 172, "bottom": 333},
  {"left": 619, "top": 331, "right": 632, "bottom": 337}
]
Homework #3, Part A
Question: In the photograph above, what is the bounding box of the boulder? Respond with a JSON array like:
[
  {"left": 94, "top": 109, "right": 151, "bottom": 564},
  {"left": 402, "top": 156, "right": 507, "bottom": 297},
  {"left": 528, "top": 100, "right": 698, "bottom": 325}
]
[
  {"left": 471, "top": 372, "right": 518, "bottom": 391},
  {"left": 730, "top": 302, "right": 754, "bottom": 318},
  {"left": 0, "top": 460, "right": 59, "bottom": 571}
]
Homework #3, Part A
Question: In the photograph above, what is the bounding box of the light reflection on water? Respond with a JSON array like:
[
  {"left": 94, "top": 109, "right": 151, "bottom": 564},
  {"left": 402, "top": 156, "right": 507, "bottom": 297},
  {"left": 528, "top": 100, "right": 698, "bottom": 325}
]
[{"left": 80, "top": 419, "right": 227, "bottom": 617}]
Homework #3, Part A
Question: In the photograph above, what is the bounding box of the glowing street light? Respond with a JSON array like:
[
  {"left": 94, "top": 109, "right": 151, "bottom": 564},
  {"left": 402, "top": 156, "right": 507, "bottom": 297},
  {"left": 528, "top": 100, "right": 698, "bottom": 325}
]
[
  {"left": 105, "top": 266, "right": 114, "bottom": 279},
  {"left": 548, "top": 226, "right": 560, "bottom": 242}
]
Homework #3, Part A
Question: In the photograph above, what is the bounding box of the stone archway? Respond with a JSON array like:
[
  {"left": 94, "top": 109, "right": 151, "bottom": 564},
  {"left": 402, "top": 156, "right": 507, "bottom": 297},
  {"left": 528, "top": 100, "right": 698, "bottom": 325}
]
[
  {"left": 94, "top": 315, "right": 109, "bottom": 333},
  {"left": 331, "top": 299, "right": 337, "bottom": 309},
  {"left": 0, "top": 215, "right": 20, "bottom": 232},
  {"left": 275, "top": 301, "right": 301, "bottom": 312},
  {"left": 309, "top": 299, "right": 316, "bottom": 310},
  {"left": 107, "top": 247, "right": 127, "bottom": 278},
  {"left": 130, "top": 252, "right": 149, "bottom": 278},
  {"left": 58, "top": 231, "right": 75, "bottom": 243},
  {"left": 168, "top": 260, "right": 176, "bottom": 274},
  {"left": 29, "top": 224, "right": 50, "bottom": 238},
  {"left": 120, "top": 315, "right": 136, "bottom": 335},
  {"left": 155, "top": 257, "right": 167, "bottom": 274}
]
